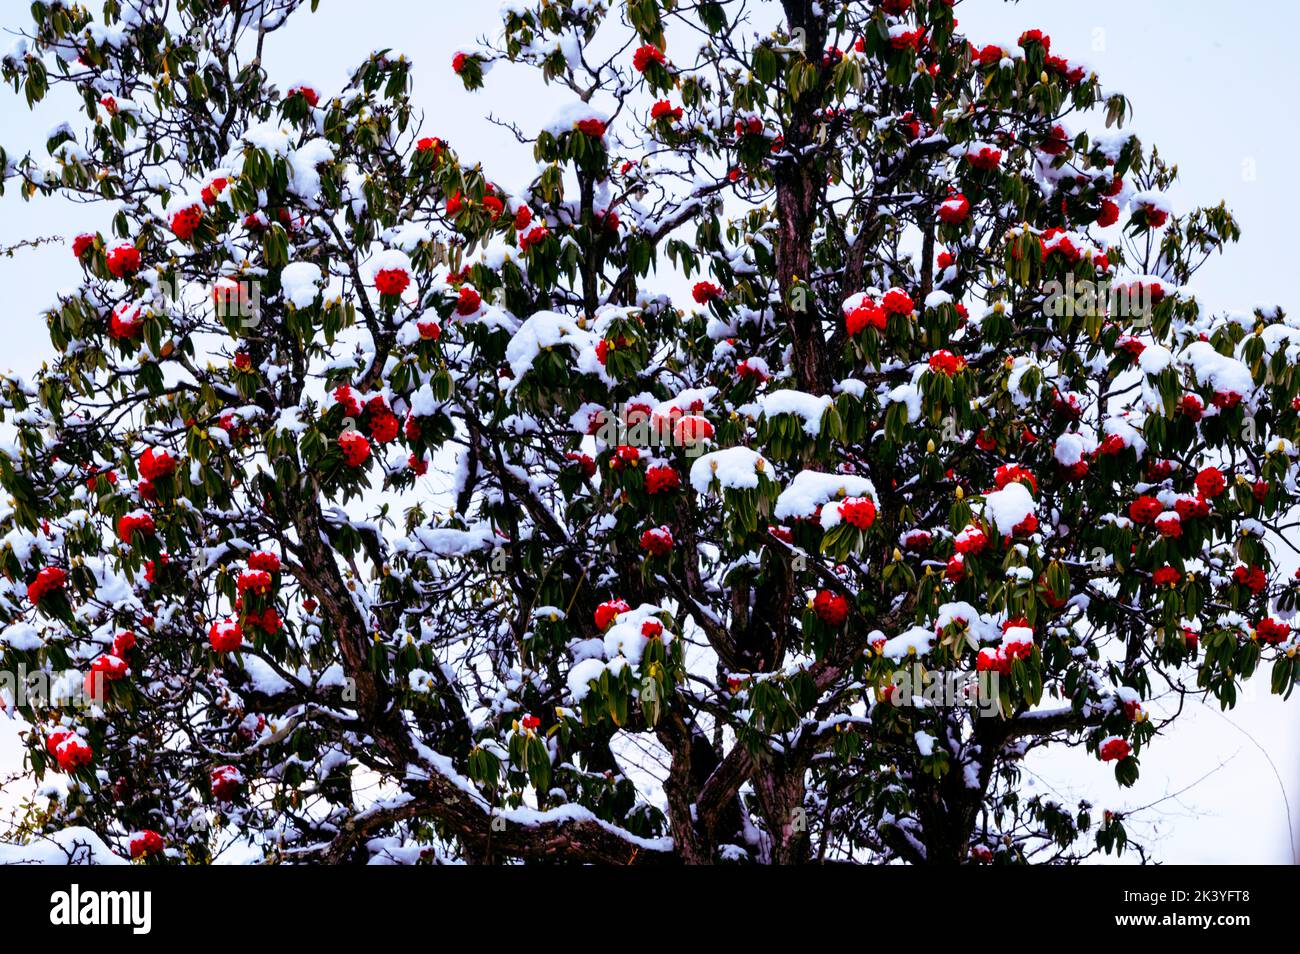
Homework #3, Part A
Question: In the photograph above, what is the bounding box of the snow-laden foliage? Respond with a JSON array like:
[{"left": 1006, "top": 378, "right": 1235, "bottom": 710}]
[{"left": 0, "top": 0, "right": 1294, "bottom": 865}]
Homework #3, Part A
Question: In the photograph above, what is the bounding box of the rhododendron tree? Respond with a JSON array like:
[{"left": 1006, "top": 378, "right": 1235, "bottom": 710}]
[{"left": 0, "top": 0, "right": 1294, "bottom": 867}]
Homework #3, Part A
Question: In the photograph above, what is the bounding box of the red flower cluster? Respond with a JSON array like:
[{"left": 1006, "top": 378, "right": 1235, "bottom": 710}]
[
  {"left": 928, "top": 350, "right": 966, "bottom": 376},
  {"left": 879, "top": 288, "right": 912, "bottom": 316},
  {"left": 139, "top": 447, "right": 176, "bottom": 481},
  {"left": 339, "top": 430, "right": 371, "bottom": 468},
  {"left": 1152, "top": 566, "right": 1180, "bottom": 587},
  {"left": 47, "top": 730, "right": 93, "bottom": 771},
  {"left": 170, "top": 203, "right": 203, "bottom": 240},
  {"left": 455, "top": 286, "right": 482, "bottom": 316},
  {"left": 117, "top": 511, "right": 155, "bottom": 544},
  {"left": 839, "top": 496, "right": 877, "bottom": 530},
  {"left": 575, "top": 117, "right": 606, "bottom": 137},
  {"left": 633, "top": 45, "right": 666, "bottom": 73},
  {"left": 1128, "top": 495, "right": 1162, "bottom": 525},
  {"left": 595, "top": 599, "right": 631, "bottom": 630},
  {"left": 129, "top": 830, "right": 165, "bottom": 860},
  {"left": 208, "top": 618, "right": 243, "bottom": 653},
  {"left": 692, "top": 281, "right": 723, "bottom": 304},
  {"left": 650, "top": 100, "right": 683, "bottom": 123},
  {"left": 109, "top": 302, "right": 144, "bottom": 340},
  {"left": 813, "top": 589, "right": 849, "bottom": 626},
  {"left": 374, "top": 266, "right": 410, "bottom": 297},
  {"left": 1257, "top": 618, "right": 1291, "bottom": 645},
  {"left": 645, "top": 464, "right": 681, "bottom": 495},
  {"left": 28, "top": 566, "right": 68, "bottom": 605},
  {"left": 106, "top": 242, "right": 141, "bottom": 279},
  {"left": 1194, "top": 466, "right": 1226, "bottom": 499},
  {"left": 640, "top": 526, "right": 674, "bottom": 557},
  {"left": 1233, "top": 564, "right": 1267, "bottom": 594},
  {"left": 1099, "top": 737, "right": 1131, "bottom": 762},
  {"left": 845, "top": 299, "right": 886, "bottom": 336},
  {"left": 937, "top": 193, "right": 970, "bottom": 224},
  {"left": 954, "top": 525, "right": 987, "bottom": 556},
  {"left": 210, "top": 765, "right": 243, "bottom": 802}
]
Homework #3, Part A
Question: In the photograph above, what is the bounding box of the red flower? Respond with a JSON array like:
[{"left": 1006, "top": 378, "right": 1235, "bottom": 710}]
[
  {"left": 633, "top": 45, "right": 666, "bottom": 73},
  {"left": 1194, "top": 466, "right": 1226, "bottom": 499},
  {"left": 840, "top": 496, "right": 877, "bottom": 530},
  {"left": 117, "top": 511, "right": 156, "bottom": 544},
  {"left": 210, "top": 765, "right": 243, "bottom": 802},
  {"left": 446, "top": 191, "right": 464, "bottom": 216},
  {"left": 109, "top": 301, "right": 145, "bottom": 340},
  {"left": 374, "top": 267, "right": 410, "bottom": 296},
  {"left": 112, "top": 630, "right": 137, "bottom": 657},
  {"left": 28, "top": 566, "right": 68, "bottom": 605},
  {"left": 50, "top": 733, "right": 93, "bottom": 772},
  {"left": 417, "top": 319, "right": 441, "bottom": 341},
  {"left": 945, "top": 555, "right": 966, "bottom": 582},
  {"left": 889, "top": 28, "right": 924, "bottom": 52},
  {"left": 208, "top": 618, "right": 243, "bottom": 653},
  {"left": 976, "top": 648, "right": 1011, "bottom": 676},
  {"left": 610, "top": 445, "right": 641, "bottom": 470},
  {"left": 642, "top": 620, "right": 663, "bottom": 639},
  {"left": 482, "top": 194, "right": 504, "bottom": 219},
  {"left": 692, "top": 281, "right": 723, "bottom": 304},
  {"left": 564, "top": 452, "right": 596, "bottom": 479},
  {"left": 846, "top": 300, "right": 886, "bottom": 335},
  {"left": 1018, "top": 29, "right": 1051, "bottom": 51},
  {"left": 650, "top": 100, "right": 683, "bottom": 123},
  {"left": 1179, "top": 394, "right": 1204, "bottom": 422},
  {"left": 1257, "top": 618, "right": 1291, "bottom": 646},
  {"left": 288, "top": 85, "right": 319, "bottom": 107},
  {"left": 1152, "top": 566, "right": 1180, "bottom": 587},
  {"left": 339, "top": 431, "right": 371, "bottom": 467},
  {"left": 575, "top": 117, "right": 606, "bottom": 137},
  {"left": 1169, "top": 494, "right": 1202, "bottom": 518},
  {"left": 902, "top": 529, "right": 931, "bottom": 551},
  {"left": 937, "top": 193, "right": 970, "bottom": 224},
  {"left": 367, "top": 409, "right": 400, "bottom": 443},
  {"left": 72, "top": 233, "right": 96, "bottom": 257},
  {"left": 1012, "top": 512, "right": 1038, "bottom": 537},
  {"left": 965, "top": 146, "right": 1002, "bottom": 171},
  {"left": 455, "top": 286, "right": 482, "bottom": 316},
  {"left": 1128, "top": 495, "right": 1162, "bottom": 525},
  {"left": 416, "top": 136, "right": 442, "bottom": 155},
  {"left": 1096, "top": 199, "right": 1119, "bottom": 227},
  {"left": 1040, "top": 124, "right": 1070, "bottom": 156},
  {"left": 248, "top": 551, "right": 281, "bottom": 574},
  {"left": 881, "top": 288, "right": 914, "bottom": 315},
  {"left": 139, "top": 447, "right": 177, "bottom": 481},
  {"left": 106, "top": 243, "right": 141, "bottom": 278},
  {"left": 201, "top": 177, "right": 229, "bottom": 207},
  {"left": 1138, "top": 202, "right": 1168, "bottom": 228},
  {"left": 1153, "top": 512, "right": 1181, "bottom": 538},
  {"left": 237, "top": 569, "right": 274, "bottom": 596},
  {"left": 408, "top": 454, "right": 429, "bottom": 475},
  {"left": 1099, "top": 737, "right": 1130, "bottom": 762},
  {"left": 595, "top": 599, "right": 631, "bottom": 630},
  {"left": 1233, "top": 564, "right": 1268, "bottom": 595},
  {"left": 1212, "top": 390, "right": 1242, "bottom": 409},
  {"left": 954, "top": 525, "right": 987, "bottom": 556},
  {"left": 645, "top": 464, "right": 680, "bottom": 495},
  {"left": 640, "top": 526, "right": 674, "bottom": 557},
  {"left": 993, "top": 464, "right": 1037, "bottom": 494},
  {"left": 672, "top": 415, "right": 714, "bottom": 445},
  {"left": 452, "top": 52, "right": 468, "bottom": 74},
  {"left": 813, "top": 590, "right": 849, "bottom": 626},
  {"left": 513, "top": 205, "right": 532, "bottom": 231},
  {"left": 170, "top": 204, "right": 204, "bottom": 240},
  {"left": 928, "top": 350, "right": 966, "bottom": 376},
  {"left": 521, "top": 715, "right": 541, "bottom": 731},
  {"left": 129, "top": 830, "right": 165, "bottom": 859}
]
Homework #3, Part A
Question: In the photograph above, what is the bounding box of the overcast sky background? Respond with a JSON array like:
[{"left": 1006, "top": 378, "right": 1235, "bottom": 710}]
[{"left": 0, "top": 0, "right": 1297, "bottom": 862}]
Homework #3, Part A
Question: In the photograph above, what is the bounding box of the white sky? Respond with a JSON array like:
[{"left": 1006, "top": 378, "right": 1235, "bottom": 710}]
[{"left": 0, "top": 0, "right": 1296, "bottom": 862}]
